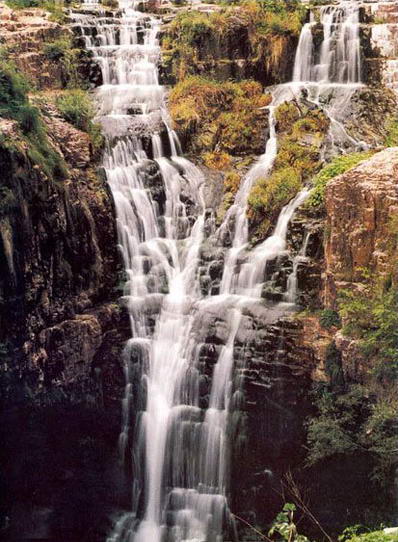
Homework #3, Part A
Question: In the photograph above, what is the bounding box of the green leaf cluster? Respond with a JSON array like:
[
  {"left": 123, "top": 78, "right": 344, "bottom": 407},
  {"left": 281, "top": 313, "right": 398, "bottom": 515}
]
[
  {"left": 269, "top": 503, "right": 310, "bottom": 542},
  {"left": 307, "top": 384, "right": 398, "bottom": 485}
]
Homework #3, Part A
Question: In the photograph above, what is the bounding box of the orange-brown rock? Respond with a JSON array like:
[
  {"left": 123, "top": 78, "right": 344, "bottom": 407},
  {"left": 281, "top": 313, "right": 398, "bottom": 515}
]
[{"left": 325, "top": 147, "right": 398, "bottom": 308}]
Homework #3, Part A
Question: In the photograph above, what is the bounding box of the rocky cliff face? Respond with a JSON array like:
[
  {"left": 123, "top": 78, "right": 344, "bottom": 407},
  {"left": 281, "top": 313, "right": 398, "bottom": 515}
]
[
  {"left": 325, "top": 147, "right": 398, "bottom": 306},
  {"left": 324, "top": 147, "right": 398, "bottom": 382},
  {"left": 160, "top": 3, "right": 301, "bottom": 86},
  {"left": 0, "top": 6, "right": 128, "bottom": 539},
  {"left": 0, "top": 100, "right": 126, "bottom": 410}
]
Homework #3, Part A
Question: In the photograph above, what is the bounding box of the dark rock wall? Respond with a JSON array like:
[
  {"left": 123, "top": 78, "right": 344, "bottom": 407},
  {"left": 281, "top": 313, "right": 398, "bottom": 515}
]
[{"left": 0, "top": 119, "right": 128, "bottom": 541}]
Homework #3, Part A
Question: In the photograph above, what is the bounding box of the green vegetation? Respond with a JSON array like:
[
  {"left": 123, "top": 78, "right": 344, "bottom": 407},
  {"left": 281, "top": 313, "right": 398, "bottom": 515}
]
[
  {"left": 5, "top": 0, "right": 70, "bottom": 22},
  {"left": 56, "top": 89, "right": 103, "bottom": 154},
  {"left": 162, "top": 0, "right": 305, "bottom": 83},
  {"left": 385, "top": 117, "right": 398, "bottom": 147},
  {"left": 169, "top": 76, "right": 270, "bottom": 222},
  {"left": 269, "top": 503, "right": 309, "bottom": 542},
  {"left": 305, "top": 151, "right": 375, "bottom": 211},
  {"left": 169, "top": 76, "right": 270, "bottom": 157},
  {"left": 307, "top": 383, "right": 398, "bottom": 486},
  {"left": 43, "top": 36, "right": 87, "bottom": 88},
  {"left": 339, "top": 276, "right": 398, "bottom": 380},
  {"left": 247, "top": 101, "right": 329, "bottom": 240},
  {"left": 0, "top": 59, "right": 67, "bottom": 180},
  {"left": 340, "top": 529, "right": 398, "bottom": 542},
  {"left": 319, "top": 308, "right": 341, "bottom": 329}
]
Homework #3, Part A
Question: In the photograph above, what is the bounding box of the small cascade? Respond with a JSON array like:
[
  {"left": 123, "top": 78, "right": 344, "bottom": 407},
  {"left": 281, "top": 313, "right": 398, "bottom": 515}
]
[
  {"left": 284, "top": 231, "right": 311, "bottom": 304},
  {"left": 290, "top": 0, "right": 366, "bottom": 151},
  {"left": 293, "top": 2, "right": 361, "bottom": 85}
]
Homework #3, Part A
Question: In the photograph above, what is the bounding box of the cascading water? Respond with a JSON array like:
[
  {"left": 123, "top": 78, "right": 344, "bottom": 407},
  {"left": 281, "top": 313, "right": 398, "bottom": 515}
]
[
  {"left": 291, "top": 0, "right": 365, "bottom": 150},
  {"left": 70, "top": 1, "right": 372, "bottom": 541},
  {"left": 72, "top": 2, "right": 243, "bottom": 541},
  {"left": 293, "top": 2, "right": 362, "bottom": 84}
]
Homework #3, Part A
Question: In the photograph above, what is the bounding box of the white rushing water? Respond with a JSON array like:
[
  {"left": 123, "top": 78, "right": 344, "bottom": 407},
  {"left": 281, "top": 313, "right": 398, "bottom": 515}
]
[
  {"left": 293, "top": 2, "right": 361, "bottom": 84},
  {"left": 71, "top": 1, "right": 367, "bottom": 541}
]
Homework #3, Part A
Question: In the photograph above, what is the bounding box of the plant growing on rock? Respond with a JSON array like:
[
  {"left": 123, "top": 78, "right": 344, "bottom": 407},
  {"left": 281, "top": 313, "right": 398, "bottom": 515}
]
[
  {"left": 307, "top": 383, "right": 398, "bottom": 486},
  {"left": 56, "top": 89, "right": 104, "bottom": 154},
  {"left": 247, "top": 101, "right": 329, "bottom": 240},
  {"left": 339, "top": 529, "right": 398, "bottom": 542},
  {"left": 0, "top": 59, "right": 67, "bottom": 180},
  {"left": 43, "top": 36, "right": 83, "bottom": 88},
  {"left": 338, "top": 278, "right": 398, "bottom": 380},
  {"left": 169, "top": 76, "right": 270, "bottom": 157},
  {"left": 305, "top": 151, "right": 375, "bottom": 212}
]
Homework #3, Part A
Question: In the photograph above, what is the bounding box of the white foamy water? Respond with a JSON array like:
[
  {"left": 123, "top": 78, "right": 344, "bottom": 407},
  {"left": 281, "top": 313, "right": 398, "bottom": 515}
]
[{"left": 70, "top": 1, "right": 372, "bottom": 541}]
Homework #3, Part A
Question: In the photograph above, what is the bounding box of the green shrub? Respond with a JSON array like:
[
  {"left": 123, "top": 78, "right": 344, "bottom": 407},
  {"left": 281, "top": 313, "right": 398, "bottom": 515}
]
[
  {"left": 247, "top": 101, "right": 329, "bottom": 239},
  {"left": 43, "top": 38, "right": 70, "bottom": 61},
  {"left": 384, "top": 117, "right": 398, "bottom": 147},
  {"left": 340, "top": 528, "right": 398, "bottom": 542},
  {"left": 307, "top": 384, "right": 398, "bottom": 485},
  {"left": 319, "top": 308, "right": 341, "bottom": 329},
  {"left": 56, "top": 89, "right": 103, "bottom": 154},
  {"left": 56, "top": 89, "right": 95, "bottom": 131},
  {"left": 339, "top": 281, "right": 398, "bottom": 379},
  {"left": 6, "top": 0, "right": 70, "bottom": 20},
  {"left": 0, "top": 59, "right": 67, "bottom": 180},
  {"left": 247, "top": 166, "right": 301, "bottom": 232},
  {"left": 43, "top": 37, "right": 81, "bottom": 87},
  {"left": 6, "top": 0, "right": 39, "bottom": 7},
  {"left": 0, "top": 60, "right": 29, "bottom": 119},
  {"left": 169, "top": 76, "right": 270, "bottom": 157}
]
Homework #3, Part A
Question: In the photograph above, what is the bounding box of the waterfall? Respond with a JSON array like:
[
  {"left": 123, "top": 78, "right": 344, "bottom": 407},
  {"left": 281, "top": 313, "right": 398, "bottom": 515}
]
[
  {"left": 70, "top": 0, "right": 370, "bottom": 540},
  {"left": 290, "top": 1, "right": 366, "bottom": 151},
  {"left": 293, "top": 1, "right": 362, "bottom": 84}
]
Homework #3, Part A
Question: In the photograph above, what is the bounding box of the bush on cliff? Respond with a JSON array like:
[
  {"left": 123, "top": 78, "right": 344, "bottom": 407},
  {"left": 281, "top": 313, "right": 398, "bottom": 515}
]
[
  {"left": 169, "top": 76, "right": 270, "bottom": 157},
  {"left": 43, "top": 36, "right": 86, "bottom": 88},
  {"left": 0, "top": 59, "right": 67, "bottom": 180},
  {"left": 307, "top": 384, "right": 398, "bottom": 487},
  {"left": 6, "top": 0, "right": 68, "bottom": 21},
  {"left": 338, "top": 277, "right": 398, "bottom": 380},
  {"left": 340, "top": 529, "right": 398, "bottom": 542}
]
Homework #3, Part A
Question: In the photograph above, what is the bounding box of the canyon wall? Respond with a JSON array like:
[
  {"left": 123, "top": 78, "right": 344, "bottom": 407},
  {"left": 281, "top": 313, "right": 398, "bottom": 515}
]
[{"left": 0, "top": 1, "right": 397, "bottom": 540}]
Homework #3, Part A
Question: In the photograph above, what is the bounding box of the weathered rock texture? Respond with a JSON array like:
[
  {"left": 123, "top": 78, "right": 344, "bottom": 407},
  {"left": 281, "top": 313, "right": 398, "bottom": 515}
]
[
  {"left": 0, "top": 2, "right": 100, "bottom": 89},
  {"left": 0, "top": 113, "right": 128, "bottom": 403},
  {"left": 325, "top": 147, "right": 398, "bottom": 306}
]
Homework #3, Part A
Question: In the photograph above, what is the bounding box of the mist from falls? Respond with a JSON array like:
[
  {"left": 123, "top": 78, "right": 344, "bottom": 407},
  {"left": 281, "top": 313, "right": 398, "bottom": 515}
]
[{"left": 71, "top": 1, "right": 365, "bottom": 541}]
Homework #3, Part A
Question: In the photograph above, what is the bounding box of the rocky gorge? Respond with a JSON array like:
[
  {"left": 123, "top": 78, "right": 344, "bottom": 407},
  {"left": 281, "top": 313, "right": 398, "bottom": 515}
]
[{"left": 0, "top": 1, "right": 398, "bottom": 541}]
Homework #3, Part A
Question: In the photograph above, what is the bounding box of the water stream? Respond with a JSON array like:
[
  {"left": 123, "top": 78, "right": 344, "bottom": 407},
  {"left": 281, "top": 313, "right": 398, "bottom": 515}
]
[{"left": 71, "top": 1, "right": 367, "bottom": 540}]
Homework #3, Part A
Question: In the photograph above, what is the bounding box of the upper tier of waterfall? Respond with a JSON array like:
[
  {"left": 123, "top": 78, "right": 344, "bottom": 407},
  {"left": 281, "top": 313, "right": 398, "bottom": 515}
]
[{"left": 293, "top": 2, "right": 361, "bottom": 84}]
